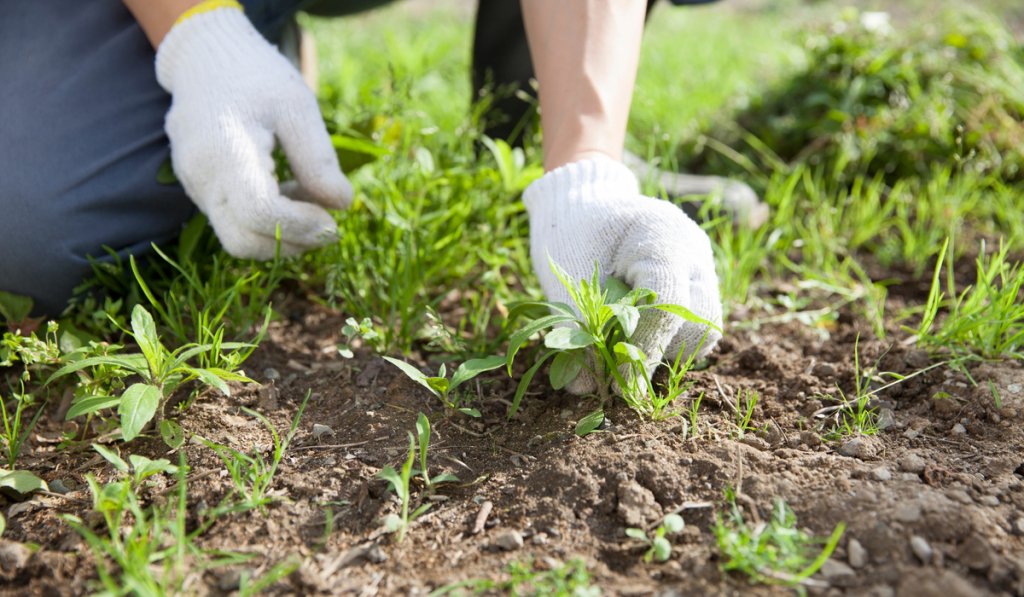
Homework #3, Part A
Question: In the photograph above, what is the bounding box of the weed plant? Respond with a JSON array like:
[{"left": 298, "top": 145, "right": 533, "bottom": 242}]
[
  {"left": 431, "top": 557, "right": 599, "bottom": 597},
  {"left": 714, "top": 490, "right": 845, "bottom": 589},
  {"left": 915, "top": 238, "right": 1024, "bottom": 359},
  {"left": 383, "top": 355, "right": 505, "bottom": 417},
  {"left": 506, "top": 262, "right": 717, "bottom": 419},
  {"left": 625, "top": 513, "right": 686, "bottom": 563}
]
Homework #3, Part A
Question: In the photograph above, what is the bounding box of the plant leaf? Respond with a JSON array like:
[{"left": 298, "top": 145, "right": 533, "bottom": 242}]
[
  {"left": 160, "top": 419, "right": 185, "bottom": 449},
  {"left": 508, "top": 350, "right": 556, "bottom": 419},
  {"left": 130, "top": 305, "right": 163, "bottom": 374},
  {"left": 650, "top": 304, "right": 720, "bottom": 331},
  {"left": 382, "top": 357, "right": 439, "bottom": 397},
  {"left": 625, "top": 527, "right": 648, "bottom": 541},
  {"left": 662, "top": 513, "right": 685, "bottom": 534},
  {"left": 377, "top": 467, "right": 405, "bottom": 500},
  {"left": 118, "top": 383, "right": 161, "bottom": 442},
  {"left": 189, "top": 368, "right": 232, "bottom": 396},
  {"left": 450, "top": 355, "right": 505, "bottom": 390},
  {"left": 92, "top": 444, "right": 129, "bottom": 473},
  {"left": 457, "top": 407, "right": 481, "bottom": 418},
  {"left": 614, "top": 342, "right": 647, "bottom": 365},
  {"left": 65, "top": 395, "right": 121, "bottom": 420},
  {"left": 607, "top": 304, "right": 641, "bottom": 338},
  {"left": 544, "top": 327, "right": 595, "bottom": 350},
  {"left": 548, "top": 350, "right": 583, "bottom": 390},
  {"left": 0, "top": 469, "right": 48, "bottom": 497},
  {"left": 506, "top": 314, "right": 576, "bottom": 374},
  {"left": 575, "top": 410, "right": 605, "bottom": 437},
  {"left": 652, "top": 536, "right": 672, "bottom": 562}
]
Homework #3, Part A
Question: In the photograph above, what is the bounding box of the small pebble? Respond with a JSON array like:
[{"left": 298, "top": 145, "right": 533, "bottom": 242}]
[
  {"left": 1012, "top": 517, "right": 1024, "bottom": 536},
  {"left": 1007, "top": 383, "right": 1021, "bottom": 394},
  {"left": 903, "top": 428, "right": 921, "bottom": 440},
  {"left": 899, "top": 452, "right": 927, "bottom": 474},
  {"left": 877, "top": 408, "right": 898, "bottom": 430},
  {"left": 820, "top": 559, "right": 855, "bottom": 579},
  {"left": 848, "top": 538, "right": 868, "bottom": 569},
  {"left": 894, "top": 504, "right": 922, "bottom": 523},
  {"left": 48, "top": 479, "right": 71, "bottom": 494},
  {"left": 977, "top": 495, "right": 999, "bottom": 507},
  {"left": 0, "top": 541, "right": 31, "bottom": 572},
  {"left": 312, "top": 424, "right": 334, "bottom": 440},
  {"left": 871, "top": 467, "right": 892, "bottom": 482},
  {"left": 910, "top": 536, "right": 933, "bottom": 563},
  {"left": 838, "top": 436, "right": 878, "bottom": 460},
  {"left": 263, "top": 367, "right": 280, "bottom": 381},
  {"left": 493, "top": 529, "right": 524, "bottom": 551},
  {"left": 951, "top": 423, "right": 967, "bottom": 435},
  {"left": 531, "top": 532, "right": 548, "bottom": 546}
]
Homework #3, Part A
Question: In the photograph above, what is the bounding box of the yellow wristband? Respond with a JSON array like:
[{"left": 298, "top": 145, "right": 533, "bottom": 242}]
[{"left": 174, "top": 0, "right": 243, "bottom": 27}]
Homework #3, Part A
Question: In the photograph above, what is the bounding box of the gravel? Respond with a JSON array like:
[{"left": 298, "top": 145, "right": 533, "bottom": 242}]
[{"left": 910, "top": 536, "right": 933, "bottom": 563}]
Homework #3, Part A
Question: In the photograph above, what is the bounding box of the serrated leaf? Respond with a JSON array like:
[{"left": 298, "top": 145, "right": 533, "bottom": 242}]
[
  {"left": 575, "top": 410, "right": 605, "bottom": 437},
  {"left": 450, "top": 355, "right": 505, "bottom": 390},
  {"left": 118, "top": 383, "right": 161, "bottom": 442},
  {"left": 66, "top": 395, "right": 120, "bottom": 420},
  {"left": 160, "top": 419, "right": 185, "bottom": 449},
  {"left": 0, "top": 470, "right": 48, "bottom": 497},
  {"left": 92, "top": 444, "right": 129, "bottom": 473},
  {"left": 544, "top": 327, "right": 595, "bottom": 350},
  {"left": 549, "top": 351, "right": 583, "bottom": 390}
]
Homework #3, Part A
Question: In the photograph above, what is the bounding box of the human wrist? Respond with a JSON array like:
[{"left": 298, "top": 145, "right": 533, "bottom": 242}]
[
  {"left": 155, "top": 1, "right": 260, "bottom": 92},
  {"left": 523, "top": 157, "right": 639, "bottom": 215}
]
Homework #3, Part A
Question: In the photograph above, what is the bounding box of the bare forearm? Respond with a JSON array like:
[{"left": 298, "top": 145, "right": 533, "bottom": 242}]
[
  {"left": 123, "top": 0, "right": 204, "bottom": 48},
  {"left": 521, "top": 0, "right": 647, "bottom": 171}
]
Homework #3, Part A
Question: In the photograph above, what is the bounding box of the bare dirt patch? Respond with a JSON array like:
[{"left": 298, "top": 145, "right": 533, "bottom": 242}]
[{"left": 3, "top": 287, "right": 1023, "bottom": 596}]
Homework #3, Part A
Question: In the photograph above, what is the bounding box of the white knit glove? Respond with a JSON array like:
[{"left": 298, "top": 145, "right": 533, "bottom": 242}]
[
  {"left": 523, "top": 158, "right": 723, "bottom": 394},
  {"left": 155, "top": 4, "right": 352, "bottom": 258}
]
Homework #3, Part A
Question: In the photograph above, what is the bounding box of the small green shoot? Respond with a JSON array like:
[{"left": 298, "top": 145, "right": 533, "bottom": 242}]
[
  {"left": 49, "top": 304, "right": 254, "bottom": 442},
  {"left": 378, "top": 431, "right": 431, "bottom": 542},
  {"left": 338, "top": 316, "right": 382, "bottom": 358},
  {"left": 733, "top": 389, "right": 760, "bottom": 438},
  {"left": 714, "top": 490, "right": 845, "bottom": 588},
  {"left": 0, "top": 386, "right": 45, "bottom": 468},
  {"left": 415, "top": 412, "right": 459, "bottom": 492},
  {"left": 92, "top": 443, "right": 179, "bottom": 492},
  {"left": 625, "top": 513, "right": 685, "bottom": 563},
  {"left": 200, "top": 391, "right": 310, "bottom": 513},
  {"left": 383, "top": 355, "right": 505, "bottom": 417},
  {"left": 431, "top": 557, "right": 599, "bottom": 596}
]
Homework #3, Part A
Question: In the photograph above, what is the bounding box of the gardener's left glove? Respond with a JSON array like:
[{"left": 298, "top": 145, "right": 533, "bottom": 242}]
[
  {"left": 523, "top": 157, "right": 723, "bottom": 394},
  {"left": 155, "top": 1, "right": 352, "bottom": 259}
]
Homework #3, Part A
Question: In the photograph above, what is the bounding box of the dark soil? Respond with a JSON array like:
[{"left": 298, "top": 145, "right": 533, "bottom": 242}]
[{"left": 2, "top": 287, "right": 1023, "bottom": 596}]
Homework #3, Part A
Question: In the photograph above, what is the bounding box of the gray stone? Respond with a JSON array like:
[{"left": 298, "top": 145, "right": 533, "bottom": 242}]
[
  {"left": 263, "top": 367, "right": 280, "bottom": 381},
  {"left": 0, "top": 540, "right": 30, "bottom": 573},
  {"left": 910, "top": 536, "right": 933, "bottom": 563},
  {"left": 494, "top": 529, "right": 524, "bottom": 551},
  {"left": 1014, "top": 517, "right": 1024, "bottom": 536},
  {"left": 820, "top": 558, "right": 855, "bottom": 579},
  {"left": 894, "top": 504, "right": 922, "bottom": 523},
  {"left": 616, "top": 480, "right": 662, "bottom": 527},
  {"left": 977, "top": 495, "right": 999, "bottom": 506},
  {"left": 957, "top": 534, "right": 993, "bottom": 571},
  {"left": 898, "top": 452, "right": 926, "bottom": 474},
  {"left": 951, "top": 423, "right": 967, "bottom": 435},
  {"left": 838, "top": 436, "right": 880, "bottom": 460},
  {"left": 848, "top": 538, "right": 868, "bottom": 569},
  {"left": 871, "top": 467, "right": 892, "bottom": 482}
]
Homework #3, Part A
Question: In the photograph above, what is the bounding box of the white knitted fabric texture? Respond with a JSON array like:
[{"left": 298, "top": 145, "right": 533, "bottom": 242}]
[
  {"left": 524, "top": 158, "right": 723, "bottom": 392},
  {"left": 156, "top": 8, "right": 352, "bottom": 258}
]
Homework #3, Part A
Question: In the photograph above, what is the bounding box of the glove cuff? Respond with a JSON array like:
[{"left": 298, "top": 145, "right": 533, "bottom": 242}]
[
  {"left": 523, "top": 157, "right": 640, "bottom": 215},
  {"left": 155, "top": 3, "right": 265, "bottom": 92}
]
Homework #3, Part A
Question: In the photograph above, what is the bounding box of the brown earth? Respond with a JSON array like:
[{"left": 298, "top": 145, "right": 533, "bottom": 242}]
[{"left": 1, "top": 284, "right": 1023, "bottom": 596}]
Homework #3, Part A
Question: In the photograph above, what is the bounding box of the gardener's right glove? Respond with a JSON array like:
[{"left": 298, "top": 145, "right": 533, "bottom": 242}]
[
  {"left": 524, "top": 157, "right": 724, "bottom": 395},
  {"left": 156, "top": 0, "right": 352, "bottom": 258}
]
